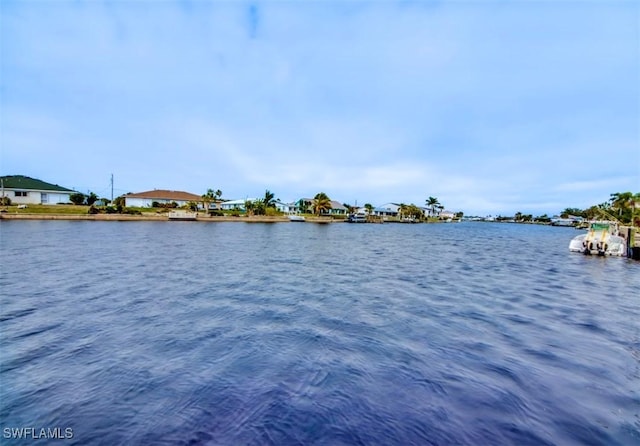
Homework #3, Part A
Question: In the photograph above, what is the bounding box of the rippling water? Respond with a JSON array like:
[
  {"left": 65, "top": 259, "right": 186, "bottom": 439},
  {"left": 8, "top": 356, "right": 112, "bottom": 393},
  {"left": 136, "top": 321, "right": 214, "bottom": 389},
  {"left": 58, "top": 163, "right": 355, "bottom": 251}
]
[{"left": 1, "top": 221, "right": 639, "bottom": 445}]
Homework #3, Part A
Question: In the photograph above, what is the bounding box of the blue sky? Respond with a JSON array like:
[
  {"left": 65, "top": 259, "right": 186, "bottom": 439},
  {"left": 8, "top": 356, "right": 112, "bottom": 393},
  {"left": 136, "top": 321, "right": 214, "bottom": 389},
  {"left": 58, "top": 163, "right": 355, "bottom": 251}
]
[{"left": 1, "top": 0, "right": 638, "bottom": 215}]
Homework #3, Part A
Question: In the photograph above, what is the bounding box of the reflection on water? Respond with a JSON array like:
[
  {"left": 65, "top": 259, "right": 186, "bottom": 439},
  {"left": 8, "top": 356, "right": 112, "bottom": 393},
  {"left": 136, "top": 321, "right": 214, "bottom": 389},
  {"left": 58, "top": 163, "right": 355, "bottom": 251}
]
[{"left": 1, "top": 221, "right": 639, "bottom": 445}]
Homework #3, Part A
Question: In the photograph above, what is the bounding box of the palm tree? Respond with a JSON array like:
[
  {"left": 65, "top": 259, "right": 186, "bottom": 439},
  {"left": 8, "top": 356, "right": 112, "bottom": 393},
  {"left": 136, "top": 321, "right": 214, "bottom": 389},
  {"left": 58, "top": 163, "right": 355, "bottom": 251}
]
[
  {"left": 561, "top": 207, "right": 583, "bottom": 218},
  {"left": 398, "top": 203, "right": 408, "bottom": 220},
  {"left": 202, "top": 188, "right": 223, "bottom": 211},
  {"left": 244, "top": 199, "right": 255, "bottom": 215},
  {"left": 313, "top": 192, "right": 332, "bottom": 216},
  {"left": 202, "top": 189, "right": 214, "bottom": 211},
  {"left": 425, "top": 196, "right": 440, "bottom": 218},
  {"left": 584, "top": 206, "right": 600, "bottom": 220},
  {"left": 263, "top": 189, "right": 276, "bottom": 209},
  {"left": 86, "top": 192, "right": 98, "bottom": 206},
  {"left": 364, "top": 203, "right": 374, "bottom": 215},
  {"left": 610, "top": 192, "right": 633, "bottom": 221},
  {"left": 407, "top": 204, "right": 423, "bottom": 221}
]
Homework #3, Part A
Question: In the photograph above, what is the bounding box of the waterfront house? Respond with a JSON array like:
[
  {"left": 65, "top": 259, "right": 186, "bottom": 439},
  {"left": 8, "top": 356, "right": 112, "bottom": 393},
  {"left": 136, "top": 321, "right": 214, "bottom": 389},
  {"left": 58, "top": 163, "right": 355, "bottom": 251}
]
[
  {"left": 0, "top": 175, "right": 75, "bottom": 205},
  {"left": 294, "top": 198, "right": 313, "bottom": 214},
  {"left": 295, "top": 198, "right": 347, "bottom": 215},
  {"left": 275, "top": 200, "right": 300, "bottom": 214},
  {"left": 206, "top": 200, "right": 224, "bottom": 211},
  {"left": 328, "top": 201, "right": 348, "bottom": 215},
  {"left": 439, "top": 210, "right": 456, "bottom": 220},
  {"left": 124, "top": 190, "right": 202, "bottom": 208},
  {"left": 219, "top": 199, "right": 257, "bottom": 211},
  {"left": 373, "top": 203, "right": 400, "bottom": 217}
]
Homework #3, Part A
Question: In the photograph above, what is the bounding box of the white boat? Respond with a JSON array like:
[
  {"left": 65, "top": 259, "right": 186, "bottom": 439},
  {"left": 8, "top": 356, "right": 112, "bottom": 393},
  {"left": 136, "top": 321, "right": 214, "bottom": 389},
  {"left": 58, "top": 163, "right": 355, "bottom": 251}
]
[
  {"left": 551, "top": 218, "right": 576, "bottom": 227},
  {"left": 347, "top": 213, "right": 367, "bottom": 223},
  {"left": 569, "top": 221, "right": 626, "bottom": 256},
  {"left": 288, "top": 215, "right": 306, "bottom": 222},
  {"left": 551, "top": 216, "right": 583, "bottom": 226}
]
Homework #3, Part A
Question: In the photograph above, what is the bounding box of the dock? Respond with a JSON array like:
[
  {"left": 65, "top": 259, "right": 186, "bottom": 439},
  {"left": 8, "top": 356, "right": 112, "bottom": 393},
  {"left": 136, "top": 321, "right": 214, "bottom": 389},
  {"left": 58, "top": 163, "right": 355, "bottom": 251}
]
[{"left": 619, "top": 225, "right": 640, "bottom": 260}]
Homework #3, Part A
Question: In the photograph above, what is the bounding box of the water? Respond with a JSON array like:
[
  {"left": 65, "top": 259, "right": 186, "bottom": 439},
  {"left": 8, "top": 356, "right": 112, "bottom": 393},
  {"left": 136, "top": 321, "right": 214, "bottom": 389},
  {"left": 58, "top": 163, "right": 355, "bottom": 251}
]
[{"left": 1, "top": 221, "right": 639, "bottom": 445}]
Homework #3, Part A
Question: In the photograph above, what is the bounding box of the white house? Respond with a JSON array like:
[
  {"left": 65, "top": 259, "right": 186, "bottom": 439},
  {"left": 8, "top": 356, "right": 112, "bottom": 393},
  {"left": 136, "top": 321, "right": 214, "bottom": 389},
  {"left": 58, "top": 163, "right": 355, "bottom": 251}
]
[
  {"left": 124, "top": 189, "right": 202, "bottom": 208},
  {"left": 275, "top": 200, "right": 300, "bottom": 214},
  {"left": 0, "top": 175, "right": 75, "bottom": 205},
  {"left": 219, "top": 199, "right": 257, "bottom": 211},
  {"left": 439, "top": 210, "right": 456, "bottom": 220},
  {"left": 373, "top": 203, "right": 400, "bottom": 217}
]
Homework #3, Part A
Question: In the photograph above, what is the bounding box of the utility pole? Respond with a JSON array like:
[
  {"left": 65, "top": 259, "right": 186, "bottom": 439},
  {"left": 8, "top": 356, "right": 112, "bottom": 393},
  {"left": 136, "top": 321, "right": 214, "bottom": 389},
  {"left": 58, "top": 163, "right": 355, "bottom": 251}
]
[{"left": 110, "top": 174, "right": 114, "bottom": 203}]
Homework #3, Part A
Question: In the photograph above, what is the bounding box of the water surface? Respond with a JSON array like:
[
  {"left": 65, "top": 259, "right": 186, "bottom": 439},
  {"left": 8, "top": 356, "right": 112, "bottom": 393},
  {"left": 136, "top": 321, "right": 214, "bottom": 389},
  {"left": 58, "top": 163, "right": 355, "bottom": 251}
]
[{"left": 1, "top": 221, "right": 639, "bottom": 445}]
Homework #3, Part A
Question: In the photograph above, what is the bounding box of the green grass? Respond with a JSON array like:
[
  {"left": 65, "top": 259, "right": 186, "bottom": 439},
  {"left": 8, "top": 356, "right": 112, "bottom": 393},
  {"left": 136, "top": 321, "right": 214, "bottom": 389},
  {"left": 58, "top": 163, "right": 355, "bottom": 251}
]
[
  {"left": 4, "top": 204, "right": 90, "bottom": 214},
  {"left": 2, "top": 204, "right": 161, "bottom": 215}
]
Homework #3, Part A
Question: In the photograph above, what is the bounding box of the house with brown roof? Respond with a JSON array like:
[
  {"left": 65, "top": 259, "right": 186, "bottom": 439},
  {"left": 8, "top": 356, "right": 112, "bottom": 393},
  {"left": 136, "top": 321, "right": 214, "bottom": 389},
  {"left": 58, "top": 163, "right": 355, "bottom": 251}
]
[{"left": 124, "top": 189, "right": 202, "bottom": 208}]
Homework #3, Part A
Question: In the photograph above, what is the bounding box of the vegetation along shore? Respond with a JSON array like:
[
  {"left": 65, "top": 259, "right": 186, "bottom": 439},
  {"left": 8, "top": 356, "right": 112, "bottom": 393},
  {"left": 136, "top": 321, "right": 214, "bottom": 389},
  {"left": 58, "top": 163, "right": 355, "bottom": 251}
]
[
  {"left": 0, "top": 175, "right": 637, "bottom": 226},
  {"left": 1, "top": 190, "right": 638, "bottom": 227}
]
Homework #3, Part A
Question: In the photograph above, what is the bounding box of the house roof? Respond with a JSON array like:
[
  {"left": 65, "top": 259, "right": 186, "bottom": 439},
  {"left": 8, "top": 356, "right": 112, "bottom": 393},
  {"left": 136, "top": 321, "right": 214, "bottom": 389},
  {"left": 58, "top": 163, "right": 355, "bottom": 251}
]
[
  {"left": 329, "top": 200, "right": 347, "bottom": 210},
  {"left": 124, "top": 189, "right": 201, "bottom": 201},
  {"left": 375, "top": 203, "right": 401, "bottom": 211},
  {"left": 221, "top": 198, "right": 256, "bottom": 205},
  {"left": 0, "top": 175, "right": 74, "bottom": 192},
  {"left": 296, "top": 198, "right": 346, "bottom": 210}
]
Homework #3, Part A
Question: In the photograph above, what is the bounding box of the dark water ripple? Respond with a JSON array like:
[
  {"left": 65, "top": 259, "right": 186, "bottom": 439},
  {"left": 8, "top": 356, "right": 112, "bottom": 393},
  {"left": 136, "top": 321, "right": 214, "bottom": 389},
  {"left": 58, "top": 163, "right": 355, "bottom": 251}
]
[{"left": 1, "top": 221, "right": 639, "bottom": 445}]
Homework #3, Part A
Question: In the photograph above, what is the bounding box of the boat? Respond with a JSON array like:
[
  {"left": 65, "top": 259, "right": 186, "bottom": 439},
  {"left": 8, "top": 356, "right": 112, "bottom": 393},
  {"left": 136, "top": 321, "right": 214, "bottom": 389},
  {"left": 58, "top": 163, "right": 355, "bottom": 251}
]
[
  {"left": 168, "top": 211, "right": 197, "bottom": 221},
  {"left": 288, "top": 215, "right": 306, "bottom": 222},
  {"left": 347, "top": 213, "right": 367, "bottom": 223},
  {"left": 551, "top": 217, "right": 583, "bottom": 227},
  {"left": 568, "top": 221, "right": 627, "bottom": 256}
]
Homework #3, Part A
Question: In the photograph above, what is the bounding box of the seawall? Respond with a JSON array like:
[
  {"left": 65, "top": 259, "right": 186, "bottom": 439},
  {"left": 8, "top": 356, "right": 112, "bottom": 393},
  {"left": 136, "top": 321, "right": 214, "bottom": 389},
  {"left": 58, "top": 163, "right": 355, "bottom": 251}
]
[{"left": 0, "top": 213, "right": 342, "bottom": 223}]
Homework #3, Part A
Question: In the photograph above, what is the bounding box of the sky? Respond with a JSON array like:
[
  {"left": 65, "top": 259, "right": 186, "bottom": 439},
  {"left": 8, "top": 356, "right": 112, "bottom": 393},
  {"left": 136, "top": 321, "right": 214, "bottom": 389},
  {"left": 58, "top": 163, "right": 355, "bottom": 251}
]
[{"left": 1, "top": 0, "right": 639, "bottom": 216}]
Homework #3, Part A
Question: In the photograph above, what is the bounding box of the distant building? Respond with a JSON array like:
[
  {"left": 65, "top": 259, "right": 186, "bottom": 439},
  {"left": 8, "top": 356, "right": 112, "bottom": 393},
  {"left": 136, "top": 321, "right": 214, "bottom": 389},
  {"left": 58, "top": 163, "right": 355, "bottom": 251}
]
[
  {"left": 328, "top": 201, "right": 348, "bottom": 215},
  {"left": 373, "top": 203, "right": 400, "bottom": 217},
  {"left": 439, "top": 210, "right": 456, "bottom": 220},
  {"left": 124, "top": 190, "right": 202, "bottom": 208},
  {"left": 219, "top": 199, "right": 257, "bottom": 211},
  {"left": 296, "top": 198, "right": 314, "bottom": 213},
  {"left": 295, "top": 198, "right": 347, "bottom": 215},
  {"left": 0, "top": 175, "right": 75, "bottom": 205},
  {"left": 275, "top": 200, "right": 300, "bottom": 214}
]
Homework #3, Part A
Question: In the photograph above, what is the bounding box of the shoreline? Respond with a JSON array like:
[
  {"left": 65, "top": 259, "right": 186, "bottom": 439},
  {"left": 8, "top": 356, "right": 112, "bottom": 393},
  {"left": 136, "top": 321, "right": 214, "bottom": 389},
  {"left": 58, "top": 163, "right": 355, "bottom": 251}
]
[{"left": 0, "top": 213, "right": 340, "bottom": 223}]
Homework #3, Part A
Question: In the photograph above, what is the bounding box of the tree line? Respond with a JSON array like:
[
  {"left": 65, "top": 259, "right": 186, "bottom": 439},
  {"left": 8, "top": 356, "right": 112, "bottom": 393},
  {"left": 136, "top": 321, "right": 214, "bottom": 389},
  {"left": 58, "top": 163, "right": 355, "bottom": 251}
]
[
  {"left": 560, "top": 192, "right": 639, "bottom": 225},
  {"left": 77, "top": 186, "right": 451, "bottom": 220},
  {"left": 200, "top": 189, "right": 334, "bottom": 216},
  {"left": 200, "top": 189, "right": 449, "bottom": 219},
  {"left": 64, "top": 189, "right": 640, "bottom": 227}
]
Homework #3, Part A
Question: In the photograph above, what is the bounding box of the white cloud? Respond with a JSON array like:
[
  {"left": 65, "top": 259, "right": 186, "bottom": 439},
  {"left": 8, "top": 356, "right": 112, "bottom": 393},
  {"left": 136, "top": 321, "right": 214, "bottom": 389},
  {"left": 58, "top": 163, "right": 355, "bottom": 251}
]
[{"left": 2, "top": 0, "right": 638, "bottom": 214}]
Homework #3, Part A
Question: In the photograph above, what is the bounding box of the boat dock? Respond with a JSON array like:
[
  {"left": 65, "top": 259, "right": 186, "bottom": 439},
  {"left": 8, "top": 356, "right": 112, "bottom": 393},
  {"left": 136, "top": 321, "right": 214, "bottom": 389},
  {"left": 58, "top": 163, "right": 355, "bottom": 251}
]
[
  {"left": 168, "top": 211, "right": 198, "bottom": 221},
  {"left": 620, "top": 225, "right": 640, "bottom": 260}
]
